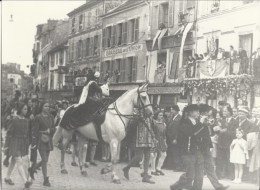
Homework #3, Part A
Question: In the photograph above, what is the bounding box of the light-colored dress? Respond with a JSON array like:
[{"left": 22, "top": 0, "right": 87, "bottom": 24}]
[{"left": 230, "top": 138, "right": 248, "bottom": 164}]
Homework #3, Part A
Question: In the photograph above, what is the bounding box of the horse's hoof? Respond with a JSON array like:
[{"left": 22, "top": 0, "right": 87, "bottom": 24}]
[
  {"left": 81, "top": 171, "right": 88, "bottom": 177},
  {"left": 113, "top": 179, "right": 121, "bottom": 184},
  {"left": 61, "top": 169, "right": 68, "bottom": 174}
]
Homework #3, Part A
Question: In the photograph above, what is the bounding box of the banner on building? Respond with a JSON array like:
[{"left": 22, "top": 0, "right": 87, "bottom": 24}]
[{"left": 197, "top": 59, "right": 229, "bottom": 78}]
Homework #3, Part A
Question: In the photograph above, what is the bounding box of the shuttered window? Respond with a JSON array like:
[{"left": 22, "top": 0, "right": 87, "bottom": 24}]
[
  {"left": 120, "top": 59, "right": 126, "bottom": 82},
  {"left": 111, "top": 25, "right": 116, "bottom": 47},
  {"left": 117, "top": 23, "right": 123, "bottom": 46},
  {"left": 122, "top": 22, "right": 127, "bottom": 45},
  {"left": 134, "top": 18, "right": 139, "bottom": 42},
  {"left": 102, "top": 28, "right": 107, "bottom": 48},
  {"left": 86, "top": 38, "right": 90, "bottom": 56},
  {"left": 94, "top": 35, "right": 98, "bottom": 56},
  {"left": 111, "top": 60, "right": 115, "bottom": 83},
  {"left": 82, "top": 39, "right": 86, "bottom": 58},
  {"left": 90, "top": 37, "right": 94, "bottom": 56},
  {"left": 168, "top": 0, "right": 174, "bottom": 27},
  {"left": 107, "top": 26, "right": 112, "bottom": 47},
  {"left": 132, "top": 56, "right": 137, "bottom": 82}
]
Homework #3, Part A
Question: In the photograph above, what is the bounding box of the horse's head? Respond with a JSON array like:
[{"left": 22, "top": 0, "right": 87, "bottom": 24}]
[{"left": 134, "top": 83, "right": 153, "bottom": 117}]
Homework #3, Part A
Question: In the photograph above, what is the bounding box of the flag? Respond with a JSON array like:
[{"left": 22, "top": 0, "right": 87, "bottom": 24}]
[{"left": 198, "top": 59, "right": 229, "bottom": 78}]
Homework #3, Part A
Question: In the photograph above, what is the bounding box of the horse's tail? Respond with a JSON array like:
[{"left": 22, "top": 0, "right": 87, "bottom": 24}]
[{"left": 53, "top": 126, "right": 63, "bottom": 147}]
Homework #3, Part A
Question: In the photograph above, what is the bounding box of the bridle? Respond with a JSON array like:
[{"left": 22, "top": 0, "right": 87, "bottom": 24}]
[{"left": 108, "top": 88, "right": 153, "bottom": 129}]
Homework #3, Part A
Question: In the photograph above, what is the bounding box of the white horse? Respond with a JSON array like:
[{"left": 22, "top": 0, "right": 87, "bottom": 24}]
[{"left": 53, "top": 83, "right": 153, "bottom": 183}]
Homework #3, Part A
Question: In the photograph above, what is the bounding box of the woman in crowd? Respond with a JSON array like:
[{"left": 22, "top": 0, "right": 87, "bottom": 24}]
[
  {"left": 29, "top": 101, "right": 55, "bottom": 187},
  {"left": 230, "top": 128, "right": 249, "bottom": 184},
  {"left": 4, "top": 102, "right": 32, "bottom": 190},
  {"left": 150, "top": 111, "right": 167, "bottom": 176},
  {"left": 215, "top": 106, "right": 237, "bottom": 180}
]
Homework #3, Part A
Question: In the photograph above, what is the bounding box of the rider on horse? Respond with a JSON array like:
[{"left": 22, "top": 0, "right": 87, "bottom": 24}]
[{"left": 59, "top": 69, "right": 111, "bottom": 131}]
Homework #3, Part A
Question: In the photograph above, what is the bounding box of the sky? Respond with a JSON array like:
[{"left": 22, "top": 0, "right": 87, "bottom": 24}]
[{"left": 2, "top": 0, "right": 86, "bottom": 74}]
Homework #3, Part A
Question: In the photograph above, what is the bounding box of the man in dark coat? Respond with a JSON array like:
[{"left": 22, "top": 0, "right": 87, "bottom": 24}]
[
  {"left": 170, "top": 104, "right": 205, "bottom": 190},
  {"left": 216, "top": 106, "right": 238, "bottom": 180},
  {"left": 164, "top": 105, "right": 182, "bottom": 170}
]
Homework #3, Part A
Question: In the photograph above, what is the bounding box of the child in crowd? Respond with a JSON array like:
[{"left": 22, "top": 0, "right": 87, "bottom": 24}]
[{"left": 230, "top": 128, "right": 249, "bottom": 184}]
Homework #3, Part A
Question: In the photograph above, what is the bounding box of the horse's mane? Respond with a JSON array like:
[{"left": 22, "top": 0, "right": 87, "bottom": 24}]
[{"left": 115, "top": 87, "right": 137, "bottom": 102}]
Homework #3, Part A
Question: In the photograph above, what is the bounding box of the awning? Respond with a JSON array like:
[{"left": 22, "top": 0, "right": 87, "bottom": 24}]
[{"left": 152, "top": 28, "right": 168, "bottom": 51}]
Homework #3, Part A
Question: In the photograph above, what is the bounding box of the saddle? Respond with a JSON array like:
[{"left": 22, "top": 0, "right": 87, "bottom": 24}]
[{"left": 59, "top": 97, "right": 113, "bottom": 140}]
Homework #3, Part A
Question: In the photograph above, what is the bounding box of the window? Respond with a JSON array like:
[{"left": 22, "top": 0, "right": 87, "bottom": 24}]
[
  {"left": 116, "top": 23, "right": 123, "bottom": 46},
  {"left": 159, "top": 3, "right": 169, "bottom": 28},
  {"left": 72, "top": 18, "right": 76, "bottom": 33},
  {"left": 71, "top": 42, "right": 75, "bottom": 61},
  {"left": 107, "top": 26, "right": 112, "bottom": 47},
  {"left": 96, "top": 8, "right": 99, "bottom": 22},
  {"left": 79, "top": 14, "right": 83, "bottom": 31},
  {"left": 86, "top": 38, "right": 90, "bottom": 56},
  {"left": 122, "top": 22, "right": 128, "bottom": 45},
  {"left": 59, "top": 51, "right": 64, "bottom": 65},
  {"left": 58, "top": 74, "right": 63, "bottom": 90},
  {"left": 127, "top": 18, "right": 139, "bottom": 43},
  {"left": 90, "top": 37, "right": 94, "bottom": 56},
  {"left": 87, "top": 12, "right": 92, "bottom": 27},
  {"left": 77, "top": 40, "right": 82, "bottom": 59},
  {"left": 126, "top": 56, "right": 137, "bottom": 82},
  {"left": 94, "top": 35, "right": 99, "bottom": 56},
  {"left": 50, "top": 72, "right": 54, "bottom": 89},
  {"left": 111, "top": 25, "right": 116, "bottom": 47}
]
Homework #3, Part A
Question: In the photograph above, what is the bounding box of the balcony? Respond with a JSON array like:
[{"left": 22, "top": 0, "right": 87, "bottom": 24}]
[{"left": 146, "top": 32, "right": 194, "bottom": 51}]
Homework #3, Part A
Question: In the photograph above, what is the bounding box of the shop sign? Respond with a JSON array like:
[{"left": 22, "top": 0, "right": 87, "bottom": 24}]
[
  {"left": 75, "top": 77, "right": 87, "bottom": 86},
  {"left": 104, "top": 44, "right": 143, "bottom": 57}
]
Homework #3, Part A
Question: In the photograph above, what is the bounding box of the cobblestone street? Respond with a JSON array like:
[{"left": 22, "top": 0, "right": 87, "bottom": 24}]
[{"left": 1, "top": 147, "right": 258, "bottom": 190}]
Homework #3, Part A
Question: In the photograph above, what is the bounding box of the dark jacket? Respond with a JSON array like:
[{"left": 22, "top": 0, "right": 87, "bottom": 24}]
[
  {"left": 166, "top": 113, "right": 181, "bottom": 143},
  {"left": 218, "top": 117, "right": 238, "bottom": 149},
  {"left": 177, "top": 118, "right": 212, "bottom": 156}
]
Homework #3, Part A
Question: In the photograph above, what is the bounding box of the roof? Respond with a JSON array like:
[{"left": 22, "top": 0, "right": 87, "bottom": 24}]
[
  {"left": 102, "top": 0, "right": 146, "bottom": 17},
  {"left": 67, "top": 0, "right": 102, "bottom": 17}
]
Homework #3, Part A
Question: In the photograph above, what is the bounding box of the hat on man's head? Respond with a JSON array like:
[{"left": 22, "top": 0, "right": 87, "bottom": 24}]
[
  {"left": 238, "top": 107, "right": 249, "bottom": 114},
  {"left": 172, "top": 105, "right": 180, "bottom": 112},
  {"left": 186, "top": 104, "right": 199, "bottom": 113}
]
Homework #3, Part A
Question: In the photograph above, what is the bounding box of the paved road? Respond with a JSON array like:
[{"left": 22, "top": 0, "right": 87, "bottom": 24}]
[{"left": 1, "top": 147, "right": 259, "bottom": 190}]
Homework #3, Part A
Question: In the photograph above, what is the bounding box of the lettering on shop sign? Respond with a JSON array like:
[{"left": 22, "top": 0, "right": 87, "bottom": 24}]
[{"left": 105, "top": 44, "right": 143, "bottom": 57}]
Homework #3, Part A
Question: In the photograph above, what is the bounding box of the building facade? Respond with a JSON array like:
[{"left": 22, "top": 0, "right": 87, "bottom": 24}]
[
  {"left": 189, "top": 0, "right": 260, "bottom": 108},
  {"left": 66, "top": 0, "right": 122, "bottom": 100},
  {"left": 100, "top": 0, "right": 151, "bottom": 97},
  {"left": 145, "top": 0, "right": 196, "bottom": 108},
  {"left": 32, "top": 20, "right": 59, "bottom": 98}
]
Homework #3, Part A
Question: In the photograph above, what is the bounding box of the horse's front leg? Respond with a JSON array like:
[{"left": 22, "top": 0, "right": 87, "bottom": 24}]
[
  {"left": 110, "top": 139, "right": 121, "bottom": 184},
  {"left": 77, "top": 135, "right": 88, "bottom": 177}
]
